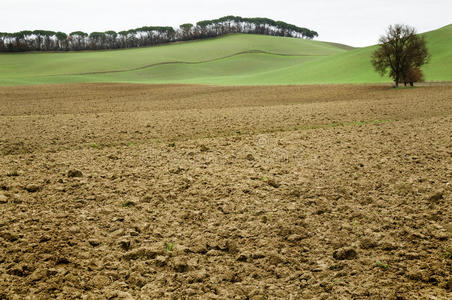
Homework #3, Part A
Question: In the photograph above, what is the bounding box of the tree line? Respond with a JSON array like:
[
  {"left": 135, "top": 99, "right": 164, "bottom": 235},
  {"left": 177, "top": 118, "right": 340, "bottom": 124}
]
[{"left": 0, "top": 16, "right": 318, "bottom": 52}]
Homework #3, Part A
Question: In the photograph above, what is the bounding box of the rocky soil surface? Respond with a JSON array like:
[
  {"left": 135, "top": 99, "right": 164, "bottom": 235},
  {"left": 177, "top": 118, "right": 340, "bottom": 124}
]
[{"left": 0, "top": 84, "right": 451, "bottom": 299}]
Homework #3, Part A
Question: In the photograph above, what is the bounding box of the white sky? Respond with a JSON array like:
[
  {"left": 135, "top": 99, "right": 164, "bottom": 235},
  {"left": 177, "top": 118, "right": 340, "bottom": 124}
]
[{"left": 1, "top": 0, "right": 451, "bottom": 47}]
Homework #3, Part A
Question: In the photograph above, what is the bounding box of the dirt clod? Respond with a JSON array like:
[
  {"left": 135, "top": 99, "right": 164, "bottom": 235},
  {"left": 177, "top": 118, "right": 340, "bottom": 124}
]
[
  {"left": 123, "top": 247, "right": 160, "bottom": 260},
  {"left": 0, "top": 193, "right": 8, "bottom": 204},
  {"left": 67, "top": 169, "right": 83, "bottom": 178},
  {"left": 267, "top": 178, "right": 280, "bottom": 188},
  {"left": 268, "top": 253, "right": 284, "bottom": 265},
  {"left": 56, "top": 257, "right": 70, "bottom": 265},
  {"left": 333, "top": 247, "right": 358, "bottom": 260},
  {"left": 92, "top": 274, "right": 111, "bottom": 288},
  {"left": 30, "top": 268, "right": 48, "bottom": 281},
  {"left": 107, "top": 291, "right": 134, "bottom": 300},
  {"left": 89, "top": 239, "right": 101, "bottom": 247},
  {"left": 155, "top": 255, "right": 167, "bottom": 267},
  {"left": 360, "top": 237, "right": 379, "bottom": 249},
  {"left": 0, "top": 232, "right": 19, "bottom": 242},
  {"left": 24, "top": 184, "right": 40, "bottom": 193},
  {"left": 287, "top": 234, "right": 304, "bottom": 242},
  {"left": 428, "top": 191, "right": 444, "bottom": 202},
  {"left": 172, "top": 257, "right": 189, "bottom": 273},
  {"left": 119, "top": 240, "right": 131, "bottom": 251},
  {"left": 6, "top": 170, "right": 20, "bottom": 177},
  {"left": 122, "top": 200, "right": 136, "bottom": 207},
  {"left": 237, "top": 253, "right": 249, "bottom": 262}
]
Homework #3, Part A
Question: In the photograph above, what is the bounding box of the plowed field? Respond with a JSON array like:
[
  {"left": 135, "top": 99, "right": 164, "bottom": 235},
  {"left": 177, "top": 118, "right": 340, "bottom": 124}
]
[{"left": 0, "top": 84, "right": 451, "bottom": 299}]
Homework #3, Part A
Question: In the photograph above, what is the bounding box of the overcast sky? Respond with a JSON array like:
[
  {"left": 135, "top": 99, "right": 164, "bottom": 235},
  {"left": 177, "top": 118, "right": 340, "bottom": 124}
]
[{"left": 2, "top": 0, "right": 451, "bottom": 47}]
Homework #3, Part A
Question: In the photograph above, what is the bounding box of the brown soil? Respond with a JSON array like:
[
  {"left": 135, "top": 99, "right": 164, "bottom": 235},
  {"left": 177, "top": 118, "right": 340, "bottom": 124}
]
[{"left": 0, "top": 83, "right": 451, "bottom": 299}]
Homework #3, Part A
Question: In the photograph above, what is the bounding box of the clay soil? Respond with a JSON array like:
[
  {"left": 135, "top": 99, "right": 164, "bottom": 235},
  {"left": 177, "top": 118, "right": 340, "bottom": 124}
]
[{"left": 0, "top": 83, "right": 451, "bottom": 299}]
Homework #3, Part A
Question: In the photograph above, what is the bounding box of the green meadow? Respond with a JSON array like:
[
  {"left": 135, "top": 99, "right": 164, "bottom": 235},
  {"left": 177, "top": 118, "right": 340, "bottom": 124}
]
[{"left": 0, "top": 24, "right": 450, "bottom": 85}]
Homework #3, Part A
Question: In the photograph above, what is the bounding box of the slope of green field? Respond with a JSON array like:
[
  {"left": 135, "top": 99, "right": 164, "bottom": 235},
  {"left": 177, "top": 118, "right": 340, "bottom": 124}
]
[
  {"left": 225, "top": 23, "right": 452, "bottom": 85},
  {"left": 0, "top": 24, "right": 450, "bottom": 85},
  {"left": 0, "top": 34, "right": 347, "bottom": 85},
  {"left": 421, "top": 24, "right": 452, "bottom": 81}
]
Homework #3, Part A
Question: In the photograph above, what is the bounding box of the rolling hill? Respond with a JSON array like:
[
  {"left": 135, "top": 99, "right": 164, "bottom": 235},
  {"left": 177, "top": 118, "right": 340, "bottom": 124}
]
[{"left": 0, "top": 24, "right": 450, "bottom": 85}]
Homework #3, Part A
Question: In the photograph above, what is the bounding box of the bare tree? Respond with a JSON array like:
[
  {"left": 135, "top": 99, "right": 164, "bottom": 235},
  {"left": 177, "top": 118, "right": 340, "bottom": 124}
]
[{"left": 371, "top": 24, "right": 430, "bottom": 88}]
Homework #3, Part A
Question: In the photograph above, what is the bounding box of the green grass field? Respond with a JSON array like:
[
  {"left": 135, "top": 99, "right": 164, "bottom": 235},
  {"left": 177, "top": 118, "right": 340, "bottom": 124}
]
[{"left": 0, "top": 24, "right": 450, "bottom": 85}]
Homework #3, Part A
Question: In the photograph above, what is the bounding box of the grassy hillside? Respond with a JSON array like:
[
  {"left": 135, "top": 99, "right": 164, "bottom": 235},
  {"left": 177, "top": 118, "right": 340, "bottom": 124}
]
[
  {"left": 0, "top": 34, "right": 346, "bottom": 85},
  {"left": 0, "top": 25, "right": 450, "bottom": 85},
  {"left": 229, "top": 24, "right": 452, "bottom": 85},
  {"left": 421, "top": 24, "right": 452, "bottom": 81}
]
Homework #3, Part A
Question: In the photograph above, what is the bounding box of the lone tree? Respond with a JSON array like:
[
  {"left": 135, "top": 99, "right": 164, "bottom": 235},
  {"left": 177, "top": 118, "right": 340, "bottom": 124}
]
[{"left": 371, "top": 24, "right": 429, "bottom": 88}]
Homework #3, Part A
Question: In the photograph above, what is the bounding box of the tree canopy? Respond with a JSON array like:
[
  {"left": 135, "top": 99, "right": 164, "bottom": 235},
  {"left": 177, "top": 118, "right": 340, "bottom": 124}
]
[
  {"left": 371, "top": 24, "right": 430, "bottom": 87},
  {"left": 0, "top": 16, "right": 318, "bottom": 52}
]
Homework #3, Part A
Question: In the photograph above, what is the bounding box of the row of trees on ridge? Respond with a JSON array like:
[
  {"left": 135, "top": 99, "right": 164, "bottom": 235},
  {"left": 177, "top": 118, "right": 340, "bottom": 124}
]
[{"left": 0, "top": 16, "right": 318, "bottom": 52}]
